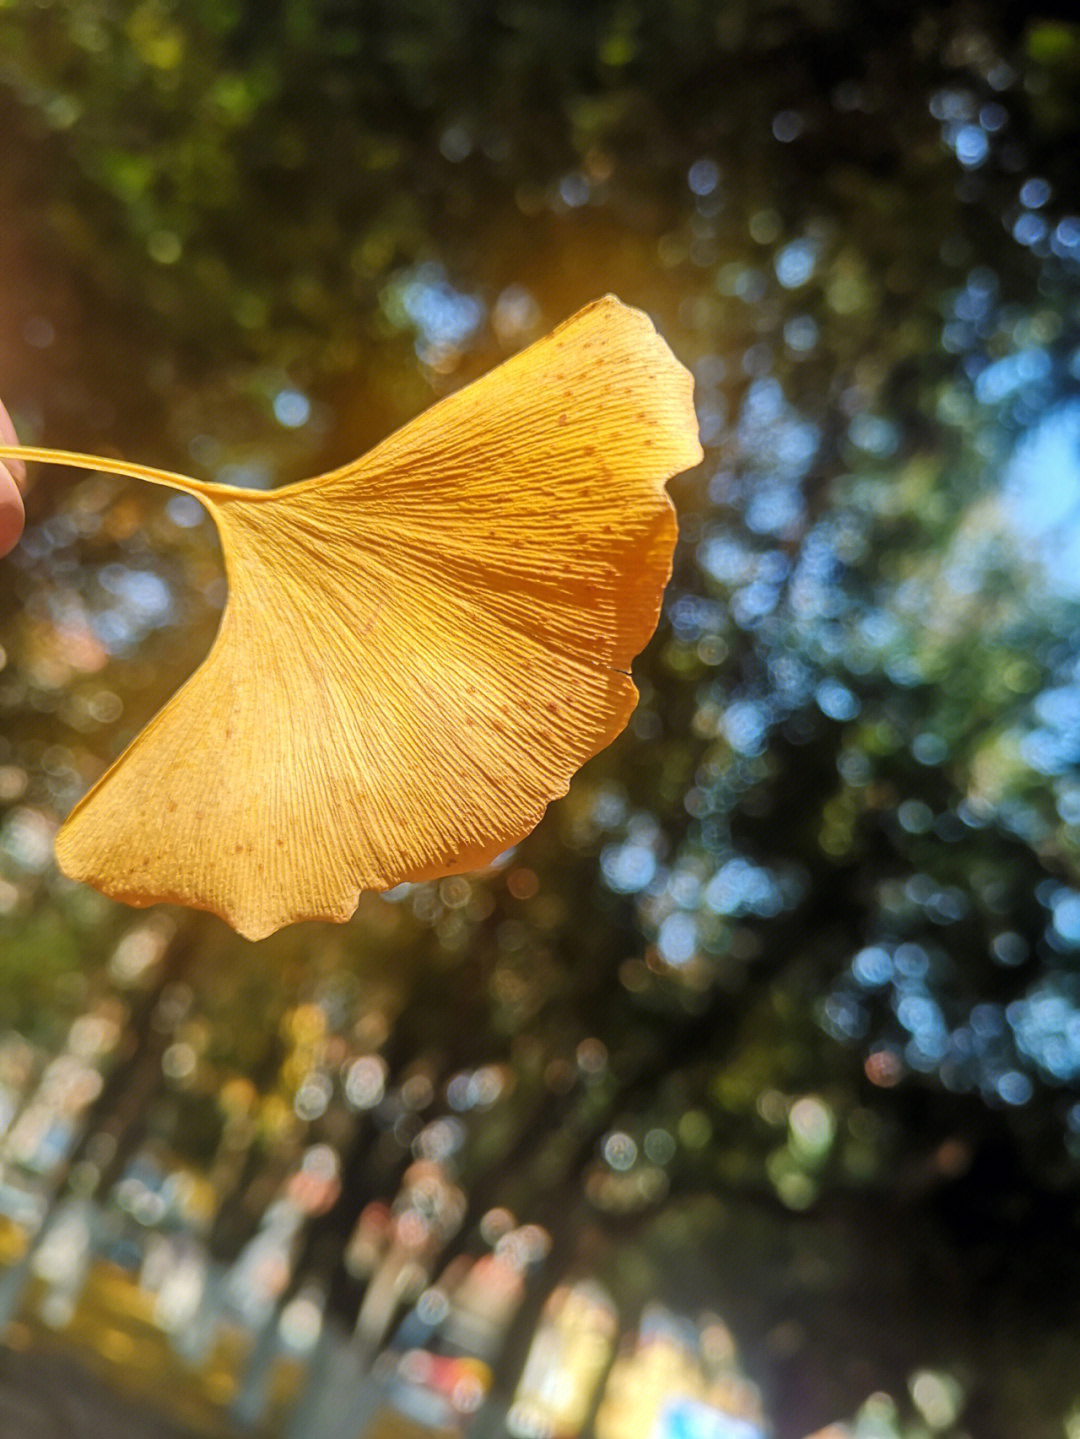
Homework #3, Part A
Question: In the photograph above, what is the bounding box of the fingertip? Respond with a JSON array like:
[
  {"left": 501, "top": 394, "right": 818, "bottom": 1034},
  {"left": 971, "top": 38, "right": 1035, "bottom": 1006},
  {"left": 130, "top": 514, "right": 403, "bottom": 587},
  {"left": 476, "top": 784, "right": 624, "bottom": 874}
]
[
  {"left": 0, "top": 464, "right": 26, "bottom": 558},
  {"left": 0, "top": 401, "right": 23, "bottom": 486}
]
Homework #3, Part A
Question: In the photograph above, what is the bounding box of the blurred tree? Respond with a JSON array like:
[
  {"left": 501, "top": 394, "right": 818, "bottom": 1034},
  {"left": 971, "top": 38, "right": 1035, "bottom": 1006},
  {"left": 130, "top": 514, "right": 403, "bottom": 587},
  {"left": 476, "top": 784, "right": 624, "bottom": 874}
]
[{"left": 3, "top": 2, "right": 1080, "bottom": 1433}]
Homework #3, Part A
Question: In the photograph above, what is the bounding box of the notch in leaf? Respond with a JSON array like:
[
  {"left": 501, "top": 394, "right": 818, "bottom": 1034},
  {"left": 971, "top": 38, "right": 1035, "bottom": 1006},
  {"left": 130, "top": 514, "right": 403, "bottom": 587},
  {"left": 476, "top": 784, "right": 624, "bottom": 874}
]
[{"left": 0, "top": 296, "right": 702, "bottom": 938}]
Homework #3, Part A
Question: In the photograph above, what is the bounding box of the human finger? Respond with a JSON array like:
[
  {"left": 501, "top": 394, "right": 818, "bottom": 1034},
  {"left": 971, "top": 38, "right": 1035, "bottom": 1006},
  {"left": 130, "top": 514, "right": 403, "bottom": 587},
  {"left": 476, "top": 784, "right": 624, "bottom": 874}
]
[{"left": 0, "top": 400, "right": 25, "bottom": 557}]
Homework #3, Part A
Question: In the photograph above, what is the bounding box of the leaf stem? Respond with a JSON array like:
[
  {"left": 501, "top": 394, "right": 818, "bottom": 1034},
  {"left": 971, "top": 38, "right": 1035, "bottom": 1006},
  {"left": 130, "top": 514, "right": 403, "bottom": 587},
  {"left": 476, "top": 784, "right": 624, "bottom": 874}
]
[{"left": 0, "top": 444, "right": 229, "bottom": 502}]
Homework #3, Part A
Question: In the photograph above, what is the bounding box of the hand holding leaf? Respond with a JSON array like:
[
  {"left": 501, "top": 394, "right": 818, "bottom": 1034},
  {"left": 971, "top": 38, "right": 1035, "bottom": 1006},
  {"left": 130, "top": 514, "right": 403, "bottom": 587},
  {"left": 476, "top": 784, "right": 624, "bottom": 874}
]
[
  {"left": 0, "top": 399, "right": 25, "bottom": 557},
  {"left": 0, "top": 297, "right": 701, "bottom": 938}
]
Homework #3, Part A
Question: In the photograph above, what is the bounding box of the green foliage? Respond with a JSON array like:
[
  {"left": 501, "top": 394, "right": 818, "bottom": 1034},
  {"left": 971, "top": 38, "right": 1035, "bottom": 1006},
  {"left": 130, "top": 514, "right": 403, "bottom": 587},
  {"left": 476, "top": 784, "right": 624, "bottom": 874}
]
[
  {"left": 0, "top": 912, "right": 80, "bottom": 1042},
  {"left": 3, "top": 1, "right": 1080, "bottom": 1432}
]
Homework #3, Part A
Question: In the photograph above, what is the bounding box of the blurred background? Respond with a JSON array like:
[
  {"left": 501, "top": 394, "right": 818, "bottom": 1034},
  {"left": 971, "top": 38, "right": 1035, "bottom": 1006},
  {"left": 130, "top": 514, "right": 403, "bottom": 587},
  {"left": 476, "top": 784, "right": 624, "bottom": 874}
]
[{"left": 1, "top": 2, "right": 1080, "bottom": 1436}]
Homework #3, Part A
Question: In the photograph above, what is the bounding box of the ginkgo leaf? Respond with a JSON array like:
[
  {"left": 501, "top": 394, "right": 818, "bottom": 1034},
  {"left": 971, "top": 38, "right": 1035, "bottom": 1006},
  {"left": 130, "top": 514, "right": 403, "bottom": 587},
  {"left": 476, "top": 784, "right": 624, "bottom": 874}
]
[{"left": 0, "top": 295, "right": 702, "bottom": 939}]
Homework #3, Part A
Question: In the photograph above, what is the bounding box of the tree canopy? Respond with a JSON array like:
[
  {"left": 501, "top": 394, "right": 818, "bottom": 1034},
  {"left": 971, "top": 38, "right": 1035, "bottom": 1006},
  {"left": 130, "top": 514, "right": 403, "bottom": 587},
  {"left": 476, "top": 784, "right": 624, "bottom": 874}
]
[{"left": 2, "top": 2, "right": 1080, "bottom": 1434}]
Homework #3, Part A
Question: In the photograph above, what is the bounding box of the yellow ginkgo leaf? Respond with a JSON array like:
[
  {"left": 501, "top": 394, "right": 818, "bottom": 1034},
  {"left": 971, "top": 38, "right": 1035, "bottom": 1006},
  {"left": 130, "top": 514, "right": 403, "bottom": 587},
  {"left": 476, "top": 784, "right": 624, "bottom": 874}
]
[{"left": 0, "top": 295, "right": 702, "bottom": 939}]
